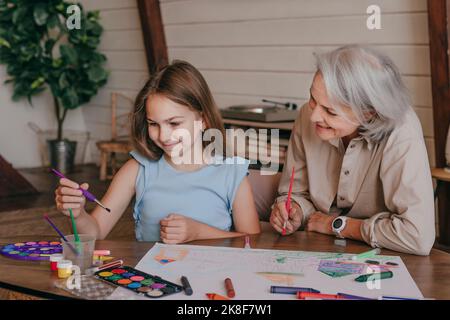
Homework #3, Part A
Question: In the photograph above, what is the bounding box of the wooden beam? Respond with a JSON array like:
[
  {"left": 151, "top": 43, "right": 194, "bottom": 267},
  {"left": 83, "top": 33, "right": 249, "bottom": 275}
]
[
  {"left": 428, "top": 0, "right": 450, "bottom": 246},
  {"left": 0, "top": 155, "right": 38, "bottom": 197},
  {"left": 137, "top": 0, "right": 168, "bottom": 72}
]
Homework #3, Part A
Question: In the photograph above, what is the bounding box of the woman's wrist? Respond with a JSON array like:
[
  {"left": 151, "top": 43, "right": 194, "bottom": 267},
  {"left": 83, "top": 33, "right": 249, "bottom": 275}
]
[{"left": 341, "top": 217, "right": 364, "bottom": 241}]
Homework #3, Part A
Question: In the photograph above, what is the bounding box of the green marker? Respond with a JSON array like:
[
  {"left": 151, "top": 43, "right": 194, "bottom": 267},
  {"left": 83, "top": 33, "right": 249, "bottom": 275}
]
[
  {"left": 355, "top": 271, "right": 393, "bottom": 282},
  {"left": 351, "top": 248, "right": 381, "bottom": 260}
]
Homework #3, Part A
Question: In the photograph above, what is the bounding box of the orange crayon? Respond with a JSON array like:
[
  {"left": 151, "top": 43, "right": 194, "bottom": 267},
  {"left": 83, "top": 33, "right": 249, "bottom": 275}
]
[
  {"left": 206, "top": 293, "right": 230, "bottom": 300},
  {"left": 225, "top": 278, "right": 235, "bottom": 298},
  {"left": 297, "top": 292, "right": 341, "bottom": 300}
]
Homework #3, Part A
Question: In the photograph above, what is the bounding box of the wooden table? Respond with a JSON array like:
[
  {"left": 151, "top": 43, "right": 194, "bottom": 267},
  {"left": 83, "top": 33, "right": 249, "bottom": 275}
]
[{"left": 1, "top": 232, "right": 450, "bottom": 299}]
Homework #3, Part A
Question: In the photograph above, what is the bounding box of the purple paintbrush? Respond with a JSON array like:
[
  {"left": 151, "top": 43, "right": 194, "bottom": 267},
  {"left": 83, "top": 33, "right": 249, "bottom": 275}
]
[
  {"left": 51, "top": 168, "right": 111, "bottom": 213},
  {"left": 43, "top": 214, "right": 79, "bottom": 255}
]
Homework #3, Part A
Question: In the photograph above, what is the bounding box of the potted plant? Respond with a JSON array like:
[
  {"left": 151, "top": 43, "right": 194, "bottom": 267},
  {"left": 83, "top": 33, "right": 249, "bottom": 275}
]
[{"left": 0, "top": 0, "right": 108, "bottom": 173}]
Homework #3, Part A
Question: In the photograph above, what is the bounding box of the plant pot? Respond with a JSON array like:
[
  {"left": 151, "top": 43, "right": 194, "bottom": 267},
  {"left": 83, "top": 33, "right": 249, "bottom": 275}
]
[{"left": 47, "top": 139, "right": 77, "bottom": 174}]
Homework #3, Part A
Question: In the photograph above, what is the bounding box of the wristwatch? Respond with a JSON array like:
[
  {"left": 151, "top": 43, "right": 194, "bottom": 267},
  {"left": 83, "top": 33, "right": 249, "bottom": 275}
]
[{"left": 332, "top": 216, "right": 348, "bottom": 238}]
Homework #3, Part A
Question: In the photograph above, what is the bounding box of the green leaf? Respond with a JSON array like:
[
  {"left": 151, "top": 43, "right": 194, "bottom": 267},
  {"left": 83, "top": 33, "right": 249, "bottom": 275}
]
[
  {"left": 33, "top": 3, "right": 49, "bottom": 26},
  {"left": 47, "top": 14, "right": 59, "bottom": 28},
  {"left": 12, "top": 6, "right": 27, "bottom": 25},
  {"left": 45, "top": 38, "right": 55, "bottom": 54},
  {"left": 87, "top": 65, "right": 107, "bottom": 82},
  {"left": 58, "top": 72, "right": 69, "bottom": 89},
  {"left": 31, "top": 76, "right": 45, "bottom": 89},
  {"left": 52, "top": 58, "right": 62, "bottom": 68},
  {"left": 61, "top": 87, "right": 79, "bottom": 109},
  {"left": 0, "top": 37, "right": 10, "bottom": 48},
  {"left": 60, "top": 45, "right": 77, "bottom": 65},
  {"left": 56, "top": 3, "right": 65, "bottom": 13}
]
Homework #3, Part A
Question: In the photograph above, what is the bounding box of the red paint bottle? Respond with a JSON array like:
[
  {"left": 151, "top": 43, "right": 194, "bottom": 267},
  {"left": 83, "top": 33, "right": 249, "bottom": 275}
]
[{"left": 50, "top": 254, "right": 64, "bottom": 271}]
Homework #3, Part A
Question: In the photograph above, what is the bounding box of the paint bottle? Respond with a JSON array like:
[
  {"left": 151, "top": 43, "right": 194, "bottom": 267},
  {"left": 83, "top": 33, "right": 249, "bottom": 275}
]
[
  {"left": 57, "top": 260, "right": 73, "bottom": 279},
  {"left": 50, "top": 253, "right": 64, "bottom": 271}
]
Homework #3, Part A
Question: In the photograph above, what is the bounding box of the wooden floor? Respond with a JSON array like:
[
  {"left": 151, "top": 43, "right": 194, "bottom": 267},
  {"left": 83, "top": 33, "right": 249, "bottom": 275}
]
[{"left": 0, "top": 164, "right": 108, "bottom": 213}]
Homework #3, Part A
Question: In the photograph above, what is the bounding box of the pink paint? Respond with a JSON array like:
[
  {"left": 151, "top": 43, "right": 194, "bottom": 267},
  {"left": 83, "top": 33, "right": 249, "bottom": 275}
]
[{"left": 93, "top": 250, "right": 110, "bottom": 256}]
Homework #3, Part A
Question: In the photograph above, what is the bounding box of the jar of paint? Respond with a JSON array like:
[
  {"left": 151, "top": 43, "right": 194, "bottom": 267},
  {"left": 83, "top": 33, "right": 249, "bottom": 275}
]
[
  {"left": 57, "top": 260, "right": 73, "bottom": 278},
  {"left": 50, "top": 253, "right": 64, "bottom": 271}
]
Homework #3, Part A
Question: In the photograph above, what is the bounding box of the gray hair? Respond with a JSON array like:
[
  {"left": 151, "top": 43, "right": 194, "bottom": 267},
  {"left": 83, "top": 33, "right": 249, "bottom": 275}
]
[{"left": 314, "top": 45, "right": 412, "bottom": 142}]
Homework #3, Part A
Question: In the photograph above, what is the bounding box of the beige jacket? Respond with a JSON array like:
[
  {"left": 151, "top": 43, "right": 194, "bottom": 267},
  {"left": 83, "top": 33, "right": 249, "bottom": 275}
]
[{"left": 276, "top": 104, "right": 435, "bottom": 255}]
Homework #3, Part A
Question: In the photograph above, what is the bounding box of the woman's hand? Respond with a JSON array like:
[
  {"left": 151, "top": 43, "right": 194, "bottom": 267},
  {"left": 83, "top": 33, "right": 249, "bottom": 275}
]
[
  {"left": 305, "top": 211, "right": 334, "bottom": 235},
  {"left": 160, "top": 214, "right": 200, "bottom": 244},
  {"left": 269, "top": 201, "right": 303, "bottom": 235},
  {"left": 55, "top": 178, "right": 88, "bottom": 218}
]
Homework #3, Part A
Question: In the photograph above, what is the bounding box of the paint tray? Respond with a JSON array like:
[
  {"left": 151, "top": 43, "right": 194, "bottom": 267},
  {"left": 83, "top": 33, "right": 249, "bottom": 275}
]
[{"left": 94, "top": 265, "right": 183, "bottom": 298}]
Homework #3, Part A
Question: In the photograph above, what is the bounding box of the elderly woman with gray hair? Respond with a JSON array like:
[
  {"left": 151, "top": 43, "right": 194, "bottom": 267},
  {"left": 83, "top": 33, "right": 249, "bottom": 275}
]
[{"left": 270, "top": 45, "right": 435, "bottom": 255}]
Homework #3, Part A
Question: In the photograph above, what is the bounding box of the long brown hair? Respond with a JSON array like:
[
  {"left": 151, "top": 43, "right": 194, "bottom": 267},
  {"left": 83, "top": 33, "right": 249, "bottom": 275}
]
[{"left": 130, "top": 60, "right": 226, "bottom": 160}]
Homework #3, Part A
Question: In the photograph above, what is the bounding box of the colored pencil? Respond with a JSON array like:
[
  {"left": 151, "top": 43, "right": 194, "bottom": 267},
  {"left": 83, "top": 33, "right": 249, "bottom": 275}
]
[{"left": 282, "top": 167, "right": 295, "bottom": 235}]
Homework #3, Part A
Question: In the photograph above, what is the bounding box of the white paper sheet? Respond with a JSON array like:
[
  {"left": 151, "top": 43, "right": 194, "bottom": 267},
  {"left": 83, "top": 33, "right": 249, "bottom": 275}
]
[{"left": 108, "top": 243, "right": 423, "bottom": 300}]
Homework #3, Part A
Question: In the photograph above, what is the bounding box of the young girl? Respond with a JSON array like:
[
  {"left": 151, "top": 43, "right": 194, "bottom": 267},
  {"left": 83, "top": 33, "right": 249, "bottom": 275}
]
[{"left": 55, "top": 60, "right": 261, "bottom": 243}]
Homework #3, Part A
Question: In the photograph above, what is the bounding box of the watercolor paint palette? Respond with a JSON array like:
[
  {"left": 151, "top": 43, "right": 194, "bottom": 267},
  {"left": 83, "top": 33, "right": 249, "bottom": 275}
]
[
  {"left": 94, "top": 266, "right": 183, "bottom": 298},
  {"left": 0, "top": 241, "right": 62, "bottom": 261}
]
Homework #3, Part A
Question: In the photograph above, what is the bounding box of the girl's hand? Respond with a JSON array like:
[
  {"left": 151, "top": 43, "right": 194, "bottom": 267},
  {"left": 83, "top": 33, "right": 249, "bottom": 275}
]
[
  {"left": 160, "top": 214, "right": 200, "bottom": 244},
  {"left": 305, "top": 211, "right": 334, "bottom": 235},
  {"left": 55, "top": 178, "right": 88, "bottom": 218},
  {"left": 270, "top": 201, "right": 302, "bottom": 235}
]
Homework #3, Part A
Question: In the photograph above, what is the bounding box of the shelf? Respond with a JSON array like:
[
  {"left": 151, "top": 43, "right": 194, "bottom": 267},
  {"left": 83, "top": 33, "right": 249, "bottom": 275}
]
[{"left": 223, "top": 118, "right": 295, "bottom": 130}]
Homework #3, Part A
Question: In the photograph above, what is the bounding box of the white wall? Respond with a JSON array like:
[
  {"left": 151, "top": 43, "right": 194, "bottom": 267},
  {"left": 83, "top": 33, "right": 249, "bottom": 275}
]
[
  {"left": 0, "top": 0, "right": 435, "bottom": 168},
  {"left": 0, "top": 67, "right": 88, "bottom": 168},
  {"left": 78, "top": 0, "right": 148, "bottom": 163},
  {"left": 160, "top": 0, "right": 435, "bottom": 166}
]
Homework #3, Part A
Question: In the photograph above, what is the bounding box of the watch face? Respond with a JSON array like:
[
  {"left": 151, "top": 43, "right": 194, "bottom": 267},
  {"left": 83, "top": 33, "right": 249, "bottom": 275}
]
[{"left": 333, "top": 218, "right": 343, "bottom": 229}]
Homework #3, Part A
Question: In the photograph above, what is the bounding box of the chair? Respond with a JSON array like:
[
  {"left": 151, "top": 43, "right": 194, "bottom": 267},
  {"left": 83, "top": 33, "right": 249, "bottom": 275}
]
[
  {"left": 431, "top": 167, "right": 450, "bottom": 199},
  {"left": 248, "top": 169, "right": 281, "bottom": 222},
  {"left": 96, "top": 92, "right": 134, "bottom": 180}
]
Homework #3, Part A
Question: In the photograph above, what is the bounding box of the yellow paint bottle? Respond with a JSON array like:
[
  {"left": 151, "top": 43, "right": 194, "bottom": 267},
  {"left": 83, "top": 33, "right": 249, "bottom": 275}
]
[{"left": 57, "top": 260, "right": 73, "bottom": 279}]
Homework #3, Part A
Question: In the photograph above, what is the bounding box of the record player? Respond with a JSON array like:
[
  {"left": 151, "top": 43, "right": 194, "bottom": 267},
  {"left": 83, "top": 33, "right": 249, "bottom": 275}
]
[{"left": 220, "top": 99, "right": 299, "bottom": 122}]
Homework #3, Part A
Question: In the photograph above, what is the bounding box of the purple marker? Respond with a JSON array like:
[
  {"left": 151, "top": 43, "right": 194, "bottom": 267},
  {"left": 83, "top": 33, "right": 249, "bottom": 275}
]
[{"left": 51, "top": 168, "right": 111, "bottom": 213}]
